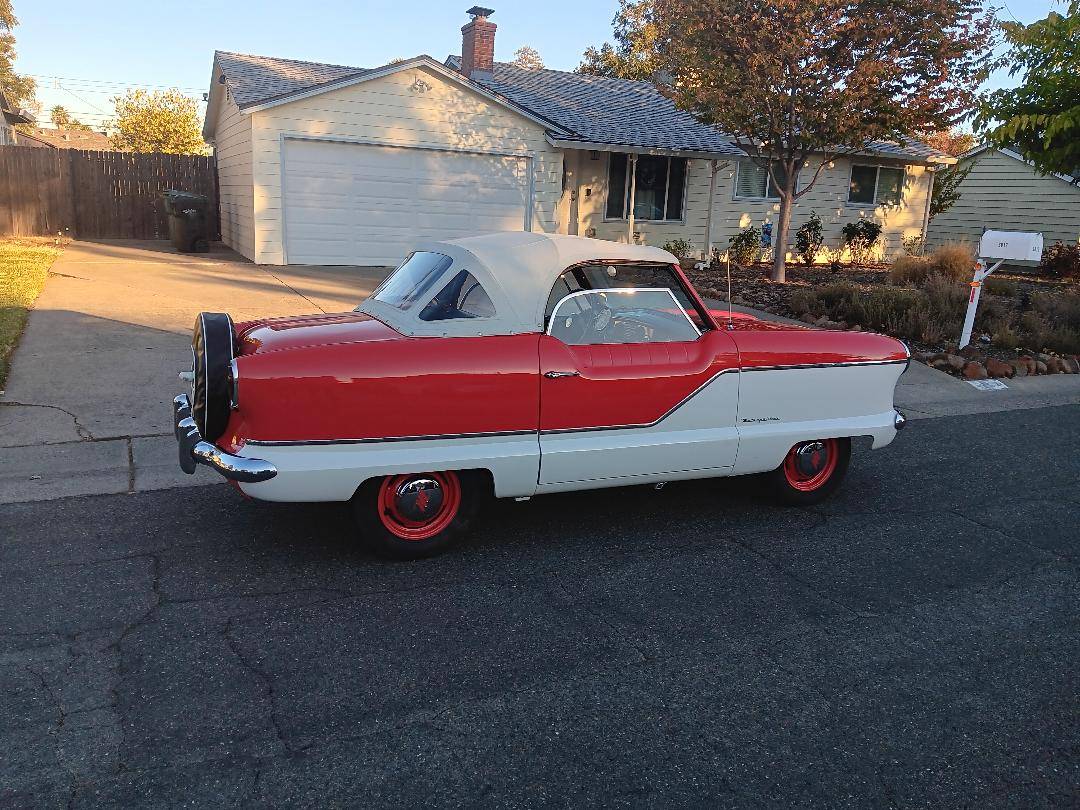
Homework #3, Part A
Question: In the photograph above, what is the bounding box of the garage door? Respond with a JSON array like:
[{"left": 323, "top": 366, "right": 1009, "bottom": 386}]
[{"left": 282, "top": 138, "right": 532, "bottom": 266}]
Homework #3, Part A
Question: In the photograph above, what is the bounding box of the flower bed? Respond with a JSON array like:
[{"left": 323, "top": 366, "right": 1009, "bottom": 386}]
[{"left": 685, "top": 256, "right": 1080, "bottom": 379}]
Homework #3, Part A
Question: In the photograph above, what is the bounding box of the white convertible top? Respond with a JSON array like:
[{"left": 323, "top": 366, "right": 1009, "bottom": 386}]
[{"left": 358, "top": 232, "right": 679, "bottom": 338}]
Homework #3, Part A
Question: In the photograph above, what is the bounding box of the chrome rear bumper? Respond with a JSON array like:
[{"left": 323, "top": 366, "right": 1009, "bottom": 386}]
[{"left": 173, "top": 394, "right": 277, "bottom": 483}]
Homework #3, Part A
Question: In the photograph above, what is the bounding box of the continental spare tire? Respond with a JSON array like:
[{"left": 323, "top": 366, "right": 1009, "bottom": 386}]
[{"left": 190, "top": 312, "right": 234, "bottom": 443}]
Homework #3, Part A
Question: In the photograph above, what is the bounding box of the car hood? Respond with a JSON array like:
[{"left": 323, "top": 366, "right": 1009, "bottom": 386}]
[{"left": 234, "top": 312, "right": 403, "bottom": 355}]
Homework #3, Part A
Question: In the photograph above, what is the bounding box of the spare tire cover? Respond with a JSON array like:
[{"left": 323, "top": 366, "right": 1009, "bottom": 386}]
[{"left": 191, "top": 312, "right": 234, "bottom": 443}]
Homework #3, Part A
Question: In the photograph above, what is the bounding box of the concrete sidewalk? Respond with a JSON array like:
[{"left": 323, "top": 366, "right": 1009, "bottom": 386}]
[{"left": 2, "top": 242, "right": 1078, "bottom": 504}]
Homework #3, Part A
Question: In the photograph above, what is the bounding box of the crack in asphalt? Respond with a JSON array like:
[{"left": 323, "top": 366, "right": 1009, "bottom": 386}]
[{"left": 223, "top": 617, "right": 296, "bottom": 757}]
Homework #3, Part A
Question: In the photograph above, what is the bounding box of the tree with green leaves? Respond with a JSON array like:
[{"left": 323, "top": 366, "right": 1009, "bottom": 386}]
[
  {"left": 110, "top": 89, "right": 208, "bottom": 155},
  {"left": 577, "top": 0, "right": 658, "bottom": 80},
  {"left": 977, "top": 1, "right": 1079, "bottom": 180},
  {"left": 512, "top": 46, "right": 545, "bottom": 71},
  {"left": 0, "top": 0, "right": 35, "bottom": 108},
  {"left": 49, "top": 105, "right": 92, "bottom": 131},
  {"left": 645, "top": 0, "right": 998, "bottom": 281}
]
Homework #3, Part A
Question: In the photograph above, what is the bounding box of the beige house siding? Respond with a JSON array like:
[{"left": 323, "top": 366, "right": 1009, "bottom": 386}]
[
  {"left": 212, "top": 85, "right": 255, "bottom": 260},
  {"left": 248, "top": 65, "right": 563, "bottom": 265},
  {"left": 570, "top": 153, "right": 932, "bottom": 261},
  {"left": 926, "top": 149, "right": 1080, "bottom": 251}
]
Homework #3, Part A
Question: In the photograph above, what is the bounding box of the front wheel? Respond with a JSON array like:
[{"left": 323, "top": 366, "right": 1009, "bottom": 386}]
[
  {"left": 351, "top": 470, "right": 484, "bottom": 559},
  {"left": 766, "top": 437, "right": 851, "bottom": 505}
]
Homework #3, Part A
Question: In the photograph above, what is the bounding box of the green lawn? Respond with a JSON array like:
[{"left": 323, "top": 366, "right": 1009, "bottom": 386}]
[{"left": 0, "top": 240, "right": 62, "bottom": 390}]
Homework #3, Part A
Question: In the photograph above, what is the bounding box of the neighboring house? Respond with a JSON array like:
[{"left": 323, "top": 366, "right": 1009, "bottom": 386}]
[
  {"left": 17, "top": 127, "right": 116, "bottom": 151},
  {"left": 0, "top": 89, "right": 34, "bottom": 146},
  {"left": 203, "top": 6, "right": 953, "bottom": 266},
  {"left": 926, "top": 146, "right": 1080, "bottom": 254}
]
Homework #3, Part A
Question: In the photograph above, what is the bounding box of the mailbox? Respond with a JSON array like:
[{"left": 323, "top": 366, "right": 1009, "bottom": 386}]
[{"left": 979, "top": 230, "right": 1044, "bottom": 262}]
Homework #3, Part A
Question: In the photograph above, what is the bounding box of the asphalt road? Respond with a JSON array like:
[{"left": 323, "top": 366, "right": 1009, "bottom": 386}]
[{"left": 2, "top": 405, "right": 1078, "bottom": 808}]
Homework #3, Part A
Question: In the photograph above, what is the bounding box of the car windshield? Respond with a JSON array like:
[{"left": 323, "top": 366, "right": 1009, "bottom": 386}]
[{"left": 369, "top": 252, "right": 454, "bottom": 312}]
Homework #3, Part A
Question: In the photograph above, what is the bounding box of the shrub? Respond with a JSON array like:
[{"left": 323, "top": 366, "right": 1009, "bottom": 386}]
[
  {"left": 902, "top": 235, "right": 925, "bottom": 256},
  {"left": 662, "top": 238, "right": 695, "bottom": 259},
  {"left": 984, "top": 276, "right": 1017, "bottom": 297},
  {"left": 889, "top": 255, "right": 931, "bottom": 285},
  {"left": 841, "top": 220, "right": 883, "bottom": 264},
  {"left": 794, "top": 212, "right": 825, "bottom": 266},
  {"left": 728, "top": 227, "right": 761, "bottom": 266},
  {"left": 933, "top": 243, "right": 975, "bottom": 282},
  {"left": 1040, "top": 242, "right": 1080, "bottom": 279}
]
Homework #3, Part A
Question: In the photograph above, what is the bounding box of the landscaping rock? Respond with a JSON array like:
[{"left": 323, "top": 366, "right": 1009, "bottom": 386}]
[
  {"left": 800, "top": 312, "right": 818, "bottom": 325},
  {"left": 1018, "top": 356, "right": 1037, "bottom": 375},
  {"left": 815, "top": 315, "right": 832, "bottom": 327},
  {"left": 1063, "top": 357, "right": 1080, "bottom": 374},
  {"left": 946, "top": 354, "right": 966, "bottom": 371},
  {"left": 1036, "top": 360, "right": 1048, "bottom": 374},
  {"left": 962, "top": 361, "right": 988, "bottom": 380},
  {"left": 958, "top": 345, "right": 981, "bottom": 360},
  {"left": 985, "top": 358, "right": 1015, "bottom": 378},
  {"left": 1009, "top": 359, "right": 1028, "bottom": 377},
  {"left": 849, "top": 324, "right": 863, "bottom": 332},
  {"left": 930, "top": 356, "right": 952, "bottom": 371},
  {"left": 1045, "top": 357, "right": 1064, "bottom": 373}
]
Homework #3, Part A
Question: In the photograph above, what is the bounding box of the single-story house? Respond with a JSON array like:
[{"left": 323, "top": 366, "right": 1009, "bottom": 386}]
[
  {"left": 0, "top": 89, "right": 34, "bottom": 146},
  {"left": 203, "top": 6, "right": 954, "bottom": 266},
  {"left": 926, "top": 145, "right": 1080, "bottom": 253},
  {"left": 16, "top": 126, "right": 116, "bottom": 151}
]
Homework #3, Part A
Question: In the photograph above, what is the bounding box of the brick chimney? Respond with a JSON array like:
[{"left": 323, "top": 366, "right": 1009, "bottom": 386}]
[{"left": 460, "top": 6, "right": 496, "bottom": 78}]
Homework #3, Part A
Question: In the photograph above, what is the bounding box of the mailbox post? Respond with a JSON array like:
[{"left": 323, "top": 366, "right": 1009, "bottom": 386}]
[{"left": 958, "top": 230, "right": 1044, "bottom": 349}]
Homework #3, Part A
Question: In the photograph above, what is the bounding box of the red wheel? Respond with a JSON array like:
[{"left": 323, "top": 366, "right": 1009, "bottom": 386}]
[
  {"left": 782, "top": 439, "right": 840, "bottom": 492},
  {"left": 767, "top": 437, "right": 850, "bottom": 504},
  {"left": 377, "top": 472, "right": 462, "bottom": 541},
  {"left": 352, "top": 470, "right": 485, "bottom": 559}
]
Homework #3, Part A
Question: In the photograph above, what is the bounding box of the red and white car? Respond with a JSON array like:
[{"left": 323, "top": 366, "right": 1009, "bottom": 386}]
[{"left": 175, "top": 232, "right": 908, "bottom": 558}]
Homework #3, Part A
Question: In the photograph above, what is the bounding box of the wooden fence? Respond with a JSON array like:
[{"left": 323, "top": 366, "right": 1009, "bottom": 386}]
[{"left": 0, "top": 145, "right": 219, "bottom": 240}]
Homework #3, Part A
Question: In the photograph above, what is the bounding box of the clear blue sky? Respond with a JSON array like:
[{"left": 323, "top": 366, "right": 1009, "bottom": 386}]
[{"left": 12, "top": 0, "right": 1064, "bottom": 132}]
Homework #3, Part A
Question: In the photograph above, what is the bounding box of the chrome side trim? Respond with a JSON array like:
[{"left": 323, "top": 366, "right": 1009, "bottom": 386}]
[
  {"left": 247, "top": 428, "right": 537, "bottom": 447},
  {"left": 243, "top": 358, "right": 908, "bottom": 447},
  {"left": 173, "top": 393, "right": 277, "bottom": 483}
]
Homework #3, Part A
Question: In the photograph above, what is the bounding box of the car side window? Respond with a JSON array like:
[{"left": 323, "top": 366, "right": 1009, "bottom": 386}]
[
  {"left": 419, "top": 270, "right": 496, "bottom": 321},
  {"left": 548, "top": 289, "right": 701, "bottom": 346},
  {"left": 544, "top": 264, "right": 712, "bottom": 331}
]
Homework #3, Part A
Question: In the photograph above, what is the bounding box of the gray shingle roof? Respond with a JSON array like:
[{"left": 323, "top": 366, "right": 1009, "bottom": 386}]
[
  {"left": 462, "top": 60, "right": 744, "bottom": 156},
  {"left": 216, "top": 51, "right": 367, "bottom": 109},
  {"left": 213, "top": 50, "right": 946, "bottom": 162}
]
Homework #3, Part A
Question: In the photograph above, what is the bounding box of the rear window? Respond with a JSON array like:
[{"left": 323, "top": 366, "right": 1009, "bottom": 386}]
[{"left": 371, "top": 252, "right": 453, "bottom": 311}]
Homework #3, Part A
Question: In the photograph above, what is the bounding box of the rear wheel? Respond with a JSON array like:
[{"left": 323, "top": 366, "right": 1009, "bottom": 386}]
[
  {"left": 766, "top": 437, "right": 850, "bottom": 505},
  {"left": 351, "top": 470, "right": 484, "bottom": 559}
]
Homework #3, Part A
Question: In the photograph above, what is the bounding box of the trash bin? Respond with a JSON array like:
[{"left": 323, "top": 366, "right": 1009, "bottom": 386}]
[{"left": 162, "top": 190, "right": 210, "bottom": 253}]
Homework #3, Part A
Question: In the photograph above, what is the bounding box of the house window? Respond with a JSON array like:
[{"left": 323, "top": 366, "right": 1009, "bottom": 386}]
[
  {"left": 848, "top": 165, "right": 904, "bottom": 206},
  {"left": 734, "top": 160, "right": 788, "bottom": 200},
  {"left": 605, "top": 153, "right": 687, "bottom": 221}
]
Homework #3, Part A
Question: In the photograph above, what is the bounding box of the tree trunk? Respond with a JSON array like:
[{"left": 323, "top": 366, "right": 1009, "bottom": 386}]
[{"left": 771, "top": 191, "right": 794, "bottom": 283}]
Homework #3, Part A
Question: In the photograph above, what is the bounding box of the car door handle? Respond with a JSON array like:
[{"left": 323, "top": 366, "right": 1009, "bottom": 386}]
[{"left": 544, "top": 370, "right": 580, "bottom": 379}]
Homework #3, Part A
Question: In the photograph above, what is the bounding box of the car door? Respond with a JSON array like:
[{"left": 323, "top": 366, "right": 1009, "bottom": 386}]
[{"left": 538, "top": 285, "right": 741, "bottom": 487}]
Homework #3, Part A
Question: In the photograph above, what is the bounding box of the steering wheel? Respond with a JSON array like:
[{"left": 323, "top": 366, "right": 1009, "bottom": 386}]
[{"left": 590, "top": 297, "right": 613, "bottom": 334}]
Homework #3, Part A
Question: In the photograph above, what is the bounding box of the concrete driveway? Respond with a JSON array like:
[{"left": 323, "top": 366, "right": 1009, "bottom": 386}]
[{"left": 0, "top": 241, "right": 389, "bottom": 501}]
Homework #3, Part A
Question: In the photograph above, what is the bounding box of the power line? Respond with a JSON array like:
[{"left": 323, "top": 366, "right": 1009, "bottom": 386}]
[{"left": 28, "top": 74, "right": 204, "bottom": 92}]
